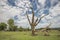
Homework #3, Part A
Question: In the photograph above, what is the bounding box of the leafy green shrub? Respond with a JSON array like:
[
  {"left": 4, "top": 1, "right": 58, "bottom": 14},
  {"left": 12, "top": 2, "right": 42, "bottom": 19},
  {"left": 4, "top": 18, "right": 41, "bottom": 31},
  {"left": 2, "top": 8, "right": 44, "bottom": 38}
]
[
  {"left": 0, "top": 23, "right": 7, "bottom": 31},
  {"left": 18, "top": 27, "right": 24, "bottom": 31}
]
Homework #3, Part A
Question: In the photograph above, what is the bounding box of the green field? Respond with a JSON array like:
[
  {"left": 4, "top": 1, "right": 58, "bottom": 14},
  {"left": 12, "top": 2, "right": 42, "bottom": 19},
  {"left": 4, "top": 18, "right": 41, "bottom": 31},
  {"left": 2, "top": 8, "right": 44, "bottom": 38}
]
[{"left": 0, "top": 30, "right": 60, "bottom": 40}]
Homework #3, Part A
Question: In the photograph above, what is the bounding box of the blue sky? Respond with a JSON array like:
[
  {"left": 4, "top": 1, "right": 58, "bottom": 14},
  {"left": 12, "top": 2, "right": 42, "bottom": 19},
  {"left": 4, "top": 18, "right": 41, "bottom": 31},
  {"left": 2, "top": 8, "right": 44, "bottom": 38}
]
[
  {"left": 7, "top": 0, "right": 16, "bottom": 6},
  {"left": 0, "top": 0, "right": 60, "bottom": 28},
  {"left": 7, "top": 0, "right": 50, "bottom": 14},
  {"left": 7, "top": 0, "right": 59, "bottom": 15}
]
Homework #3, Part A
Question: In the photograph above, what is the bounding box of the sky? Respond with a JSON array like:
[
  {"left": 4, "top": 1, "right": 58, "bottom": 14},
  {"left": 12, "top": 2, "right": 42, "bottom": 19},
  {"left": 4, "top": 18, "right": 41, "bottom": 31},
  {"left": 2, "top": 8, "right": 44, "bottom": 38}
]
[{"left": 0, "top": 0, "right": 60, "bottom": 28}]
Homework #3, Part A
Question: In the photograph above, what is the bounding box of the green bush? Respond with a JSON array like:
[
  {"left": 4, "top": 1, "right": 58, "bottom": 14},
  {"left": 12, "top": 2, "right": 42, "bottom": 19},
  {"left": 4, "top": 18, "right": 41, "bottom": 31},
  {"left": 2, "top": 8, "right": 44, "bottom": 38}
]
[
  {"left": 0, "top": 23, "right": 7, "bottom": 31},
  {"left": 9, "top": 25, "right": 18, "bottom": 31},
  {"left": 18, "top": 27, "right": 24, "bottom": 31}
]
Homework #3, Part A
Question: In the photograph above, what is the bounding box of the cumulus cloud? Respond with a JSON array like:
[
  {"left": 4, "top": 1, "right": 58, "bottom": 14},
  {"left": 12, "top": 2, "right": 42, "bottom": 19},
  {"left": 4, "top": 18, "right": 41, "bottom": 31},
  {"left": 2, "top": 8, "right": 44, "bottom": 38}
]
[{"left": 0, "top": 0, "right": 30, "bottom": 22}]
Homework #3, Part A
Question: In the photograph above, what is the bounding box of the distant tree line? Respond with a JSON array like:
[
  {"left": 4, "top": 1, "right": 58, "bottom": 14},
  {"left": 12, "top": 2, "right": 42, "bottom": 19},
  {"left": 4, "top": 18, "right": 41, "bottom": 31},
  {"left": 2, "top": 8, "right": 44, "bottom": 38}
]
[
  {"left": 0, "top": 18, "right": 31, "bottom": 31},
  {"left": 0, "top": 18, "right": 60, "bottom": 32}
]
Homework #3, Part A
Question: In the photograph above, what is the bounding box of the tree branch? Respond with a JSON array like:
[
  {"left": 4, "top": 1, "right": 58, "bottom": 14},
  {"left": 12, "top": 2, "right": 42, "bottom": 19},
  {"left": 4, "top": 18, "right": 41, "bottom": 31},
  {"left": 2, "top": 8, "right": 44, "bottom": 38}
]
[
  {"left": 26, "top": 12, "right": 31, "bottom": 25},
  {"left": 32, "top": 10, "right": 34, "bottom": 23},
  {"left": 35, "top": 14, "right": 46, "bottom": 26},
  {"left": 46, "top": 22, "right": 51, "bottom": 28},
  {"left": 34, "top": 17, "right": 38, "bottom": 24}
]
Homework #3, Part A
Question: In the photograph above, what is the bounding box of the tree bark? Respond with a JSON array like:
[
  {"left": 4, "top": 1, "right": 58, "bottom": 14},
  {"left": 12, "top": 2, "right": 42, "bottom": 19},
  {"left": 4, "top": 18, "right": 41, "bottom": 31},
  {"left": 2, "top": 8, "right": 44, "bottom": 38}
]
[{"left": 31, "top": 26, "right": 35, "bottom": 35}]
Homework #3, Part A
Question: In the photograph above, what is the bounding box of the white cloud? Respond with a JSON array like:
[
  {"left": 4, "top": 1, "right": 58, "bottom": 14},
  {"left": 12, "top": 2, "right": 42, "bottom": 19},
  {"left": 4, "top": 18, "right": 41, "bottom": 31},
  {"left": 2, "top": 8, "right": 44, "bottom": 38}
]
[
  {"left": 0, "top": 0, "right": 30, "bottom": 22},
  {"left": 49, "top": 2, "right": 60, "bottom": 17},
  {"left": 0, "top": 0, "right": 60, "bottom": 28},
  {"left": 38, "top": 0, "right": 45, "bottom": 6}
]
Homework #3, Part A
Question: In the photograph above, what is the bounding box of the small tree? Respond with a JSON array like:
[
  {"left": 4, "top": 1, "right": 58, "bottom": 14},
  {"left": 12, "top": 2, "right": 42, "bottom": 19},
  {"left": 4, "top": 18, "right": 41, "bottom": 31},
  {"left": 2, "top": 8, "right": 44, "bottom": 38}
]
[
  {"left": 13, "top": 26, "right": 18, "bottom": 31},
  {"left": 8, "top": 19, "right": 14, "bottom": 26},
  {"left": 0, "top": 23, "right": 7, "bottom": 31},
  {"left": 7, "top": 19, "right": 14, "bottom": 31}
]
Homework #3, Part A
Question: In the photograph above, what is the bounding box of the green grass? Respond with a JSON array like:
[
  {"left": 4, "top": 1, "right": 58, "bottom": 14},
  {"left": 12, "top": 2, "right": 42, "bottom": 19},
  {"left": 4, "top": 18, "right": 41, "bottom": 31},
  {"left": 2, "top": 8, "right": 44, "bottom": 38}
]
[{"left": 0, "top": 30, "right": 60, "bottom": 40}]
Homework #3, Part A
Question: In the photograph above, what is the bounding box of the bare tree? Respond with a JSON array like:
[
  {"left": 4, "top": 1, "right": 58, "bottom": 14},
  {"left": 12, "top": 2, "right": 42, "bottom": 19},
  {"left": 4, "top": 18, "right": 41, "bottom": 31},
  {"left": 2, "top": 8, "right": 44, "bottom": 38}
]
[{"left": 26, "top": 8, "right": 46, "bottom": 35}]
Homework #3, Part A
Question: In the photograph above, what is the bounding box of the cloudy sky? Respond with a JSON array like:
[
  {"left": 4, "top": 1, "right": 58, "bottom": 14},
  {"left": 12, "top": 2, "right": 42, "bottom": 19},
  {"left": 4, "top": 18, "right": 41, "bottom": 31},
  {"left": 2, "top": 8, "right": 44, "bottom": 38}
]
[{"left": 0, "top": 0, "right": 60, "bottom": 28}]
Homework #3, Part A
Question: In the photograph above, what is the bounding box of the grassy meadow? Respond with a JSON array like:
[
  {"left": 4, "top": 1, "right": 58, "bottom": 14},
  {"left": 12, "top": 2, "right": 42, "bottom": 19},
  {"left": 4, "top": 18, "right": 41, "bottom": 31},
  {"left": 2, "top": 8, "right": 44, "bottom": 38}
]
[{"left": 0, "top": 30, "right": 60, "bottom": 40}]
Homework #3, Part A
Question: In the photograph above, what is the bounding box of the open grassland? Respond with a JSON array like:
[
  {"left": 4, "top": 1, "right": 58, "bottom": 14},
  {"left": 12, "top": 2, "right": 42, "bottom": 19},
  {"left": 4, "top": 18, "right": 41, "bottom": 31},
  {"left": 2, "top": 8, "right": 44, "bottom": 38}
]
[{"left": 0, "top": 30, "right": 60, "bottom": 40}]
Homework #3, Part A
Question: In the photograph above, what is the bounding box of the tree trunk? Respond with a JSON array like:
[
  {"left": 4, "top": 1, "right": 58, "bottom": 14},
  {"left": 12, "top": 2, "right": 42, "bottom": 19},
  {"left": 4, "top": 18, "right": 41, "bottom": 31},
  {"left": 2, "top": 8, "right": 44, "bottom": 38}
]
[{"left": 31, "top": 26, "right": 35, "bottom": 35}]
